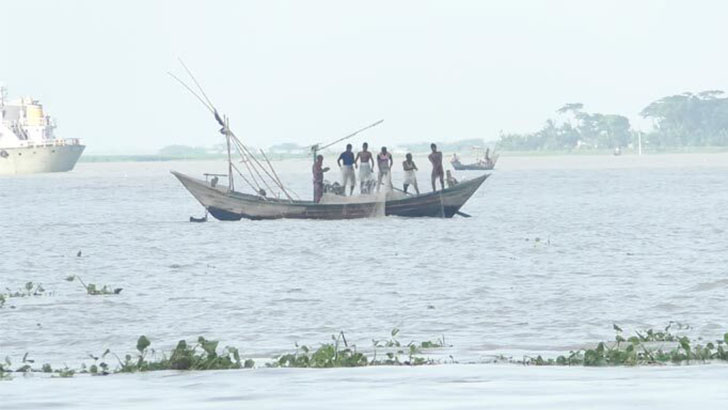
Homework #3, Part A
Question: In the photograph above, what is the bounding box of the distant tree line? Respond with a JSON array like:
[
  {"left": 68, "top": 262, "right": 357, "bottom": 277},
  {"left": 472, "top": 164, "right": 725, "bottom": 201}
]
[
  {"left": 497, "top": 90, "right": 728, "bottom": 150},
  {"left": 640, "top": 90, "right": 728, "bottom": 147},
  {"left": 158, "top": 145, "right": 210, "bottom": 157}
]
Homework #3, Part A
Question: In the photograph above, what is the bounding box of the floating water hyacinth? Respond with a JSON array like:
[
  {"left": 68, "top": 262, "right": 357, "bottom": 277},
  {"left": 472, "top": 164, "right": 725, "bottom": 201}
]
[
  {"left": 65, "top": 275, "right": 122, "bottom": 295},
  {"left": 271, "top": 329, "right": 447, "bottom": 368},
  {"left": 0, "top": 281, "right": 48, "bottom": 309},
  {"left": 502, "top": 324, "right": 728, "bottom": 366},
  {"left": 3, "top": 325, "right": 728, "bottom": 381}
]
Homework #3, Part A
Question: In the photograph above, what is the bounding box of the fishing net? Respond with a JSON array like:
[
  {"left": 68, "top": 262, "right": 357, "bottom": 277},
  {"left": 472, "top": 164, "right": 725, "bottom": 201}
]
[{"left": 370, "top": 191, "right": 387, "bottom": 218}]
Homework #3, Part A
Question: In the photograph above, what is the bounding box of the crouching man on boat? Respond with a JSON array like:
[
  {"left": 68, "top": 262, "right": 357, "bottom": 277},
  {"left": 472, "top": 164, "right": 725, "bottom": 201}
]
[
  {"left": 313, "top": 155, "right": 330, "bottom": 203},
  {"left": 402, "top": 153, "right": 420, "bottom": 194},
  {"left": 337, "top": 143, "right": 356, "bottom": 196},
  {"left": 446, "top": 170, "right": 459, "bottom": 188},
  {"left": 355, "top": 142, "right": 375, "bottom": 194}
]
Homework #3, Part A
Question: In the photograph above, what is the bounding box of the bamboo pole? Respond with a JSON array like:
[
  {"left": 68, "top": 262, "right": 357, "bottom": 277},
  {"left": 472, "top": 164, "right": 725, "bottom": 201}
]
[
  {"left": 225, "top": 117, "right": 234, "bottom": 191},
  {"left": 231, "top": 163, "right": 263, "bottom": 198},
  {"left": 230, "top": 137, "right": 278, "bottom": 197},
  {"left": 234, "top": 143, "right": 264, "bottom": 193},
  {"left": 229, "top": 134, "right": 287, "bottom": 195}
]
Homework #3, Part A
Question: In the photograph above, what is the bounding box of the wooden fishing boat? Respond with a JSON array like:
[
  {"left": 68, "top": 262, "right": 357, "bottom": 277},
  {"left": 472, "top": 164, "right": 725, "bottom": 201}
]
[
  {"left": 166, "top": 62, "right": 489, "bottom": 221},
  {"left": 172, "top": 171, "right": 489, "bottom": 220}
]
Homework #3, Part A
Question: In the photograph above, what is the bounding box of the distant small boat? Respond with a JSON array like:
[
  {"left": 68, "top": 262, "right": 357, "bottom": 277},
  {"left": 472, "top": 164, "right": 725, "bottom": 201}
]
[
  {"left": 451, "top": 155, "right": 498, "bottom": 171},
  {"left": 451, "top": 147, "right": 498, "bottom": 171},
  {"left": 172, "top": 171, "right": 488, "bottom": 220}
]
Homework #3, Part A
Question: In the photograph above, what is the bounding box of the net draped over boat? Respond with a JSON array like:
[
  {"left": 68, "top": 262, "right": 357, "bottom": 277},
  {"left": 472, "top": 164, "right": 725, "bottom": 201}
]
[{"left": 318, "top": 191, "right": 392, "bottom": 218}]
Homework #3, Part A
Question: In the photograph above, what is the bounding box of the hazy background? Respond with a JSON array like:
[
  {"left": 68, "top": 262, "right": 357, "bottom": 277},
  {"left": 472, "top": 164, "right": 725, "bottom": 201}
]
[{"left": 2, "top": 0, "right": 726, "bottom": 154}]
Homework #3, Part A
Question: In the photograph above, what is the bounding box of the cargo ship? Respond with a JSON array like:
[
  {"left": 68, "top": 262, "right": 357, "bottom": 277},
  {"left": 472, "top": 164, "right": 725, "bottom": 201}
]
[{"left": 0, "top": 85, "right": 85, "bottom": 175}]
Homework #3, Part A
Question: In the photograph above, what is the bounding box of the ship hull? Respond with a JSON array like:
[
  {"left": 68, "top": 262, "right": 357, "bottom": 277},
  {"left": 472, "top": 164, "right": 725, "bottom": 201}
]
[{"left": 0, "top": 144, "right": 85, "bottom": 175}]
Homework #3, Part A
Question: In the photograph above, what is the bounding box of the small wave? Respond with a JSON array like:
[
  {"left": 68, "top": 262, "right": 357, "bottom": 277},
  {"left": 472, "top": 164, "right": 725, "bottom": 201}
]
[
  {"left": 271, "top": 298, "right": 322, "bottom": 304},
  {"left": 689, "top": 278, "right": 728, "bottom": 292},
  {"left": 651, "top": 302, "right": 682, "bottom": 312}
]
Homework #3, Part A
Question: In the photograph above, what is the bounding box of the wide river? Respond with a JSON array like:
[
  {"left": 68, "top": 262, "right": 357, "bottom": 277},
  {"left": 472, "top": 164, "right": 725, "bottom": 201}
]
[{"left": 1, "top": 153, "right": 727, "bottom": 409}]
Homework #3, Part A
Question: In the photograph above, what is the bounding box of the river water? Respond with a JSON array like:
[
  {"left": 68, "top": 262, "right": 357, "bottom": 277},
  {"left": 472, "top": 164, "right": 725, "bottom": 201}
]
[{"left": 1, "top": 153, "right": 727, "bottom": 408}]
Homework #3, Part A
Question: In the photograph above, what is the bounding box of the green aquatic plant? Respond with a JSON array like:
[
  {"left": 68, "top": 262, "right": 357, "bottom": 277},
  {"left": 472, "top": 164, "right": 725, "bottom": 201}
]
[
  {"left": 117, "top": 336, "right": 253, "bottom": 372},
  {"left": 1, "top": 281, "right": 48, "bottom": 307},
  {"left": 512, "top": 324, "right": 728, "bottom": 367},
  {"left": 0, "top": 355, "right": 75, "bottom": 379},
  {"left": 51, "top": 367, "right": 76, "bottom": 378},
  {"left": 0, "top": 364, "right": 11, "bottom": 381},
  {"left": 10, "top": 325, "right": 728, "bottom": 379},
  {"left": 0, "top": 335, "right": 254, "bottom": 378},
  {"left": 372, "top": 328, "right": 448, "bottom": 349},
  {"left": 272, "top": 332, "right": 368, "bottom": 368},
  {"left": 8, "top": 281, "right": 46, "bottom": 297},
  {"left": 271, "top": 330, "right": 443, "bottom": 368},
  {"left": 65, "top": 275, "right": 122, "bottom": 295}
]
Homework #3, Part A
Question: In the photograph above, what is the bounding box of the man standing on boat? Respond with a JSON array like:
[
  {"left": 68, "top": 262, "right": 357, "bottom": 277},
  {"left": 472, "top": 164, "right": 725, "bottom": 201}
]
[
  {"left": 337, "top": 143, "right": 356, "bottom": 196},
  {"left": 428, "top": 143, "right": 445, "bottom": 191},
  {"left": 355, "top": 142, "right": 375, "bottom": 194},
  {"left": 376, "top": 146, "right": 393, "bottom": 193},
  {"left": 402, "top": 153, "right": 420, "bottom": 194},
  {"left": 312, "top": 155, "right": 329, "bottom": 203}
]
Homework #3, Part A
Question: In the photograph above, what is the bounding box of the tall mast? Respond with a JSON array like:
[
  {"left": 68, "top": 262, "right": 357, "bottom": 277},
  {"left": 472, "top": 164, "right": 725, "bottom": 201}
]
[{"left": 225, "top": 116, "right": 234, "bottom": 191}]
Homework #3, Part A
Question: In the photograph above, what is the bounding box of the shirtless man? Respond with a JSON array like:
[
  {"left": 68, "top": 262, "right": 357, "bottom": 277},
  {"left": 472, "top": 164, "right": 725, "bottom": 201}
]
[
  {"left": 402, "top": 153, "right": 419, "bottom": 194},
  {"left": 428, "top": 143, "right": 445, "bottom": 191},
  {"left": 337, "top": 143, "right": 356, "bottom": 195},
  {"left": 355, "top": 142, "right": 375, "bottom": 194},
  {"left": 312, "top": 155, "right": 329, "bottom": 203},
  {"left": 376, "top": 146, "right": 393, "bottom": 193}
]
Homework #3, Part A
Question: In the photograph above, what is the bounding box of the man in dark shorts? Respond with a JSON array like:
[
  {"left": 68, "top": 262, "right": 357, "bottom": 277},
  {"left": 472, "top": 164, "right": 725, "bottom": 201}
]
[
  {"left": 312, "top": 155, "right": 329, "bottom": 203},
  {"left": 428, "top": 143, "right": 445, "bottom": 191},
  {"left": 337, "top": 143, "right": 356, "bottom": 196}
]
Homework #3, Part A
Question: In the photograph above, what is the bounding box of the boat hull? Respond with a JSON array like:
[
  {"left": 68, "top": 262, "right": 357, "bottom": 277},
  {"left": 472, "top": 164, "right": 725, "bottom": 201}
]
[
  {"left": 0, "top": 144, "right": 85, "bottom": 175},
  {"left": 452, "top": 162, "right": 495, "bottom": 171},
  {"left": 172, "top": 171, "right": 489, "bottom": 220}
]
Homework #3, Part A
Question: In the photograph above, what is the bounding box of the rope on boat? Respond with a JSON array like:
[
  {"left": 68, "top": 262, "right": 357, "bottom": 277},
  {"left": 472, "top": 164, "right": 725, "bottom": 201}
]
[
  {"left": 229, "top": 136, "right": 280, "bottom": 198},
  {"left": 230, "top": 163, "right": 264, "bottom": 199},
  {"left": 231, "top": 138, "right": 265, "bottom": 194},
  {"left": 259, "top": 149, "right": 295, "bottom": 201}
]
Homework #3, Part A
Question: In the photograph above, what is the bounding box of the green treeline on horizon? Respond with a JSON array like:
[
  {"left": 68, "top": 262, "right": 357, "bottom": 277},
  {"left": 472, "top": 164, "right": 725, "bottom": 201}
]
[
  {"left": 497, "top": 90, "right": 728, "bottom": 151},
  {"left": 136, "top": 89, "right": 728, "bottom": 160}
]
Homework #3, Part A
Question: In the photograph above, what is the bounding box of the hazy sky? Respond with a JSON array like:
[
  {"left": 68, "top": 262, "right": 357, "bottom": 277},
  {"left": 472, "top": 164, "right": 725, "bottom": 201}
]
[{"left": 3, "top": 0, "right": 727, "bottom": 153}]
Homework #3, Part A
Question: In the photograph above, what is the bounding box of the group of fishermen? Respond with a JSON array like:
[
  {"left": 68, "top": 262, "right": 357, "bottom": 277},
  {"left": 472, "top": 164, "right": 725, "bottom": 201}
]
[{"left": 312, "top": 142, "right": 458, "bottom": 203}]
